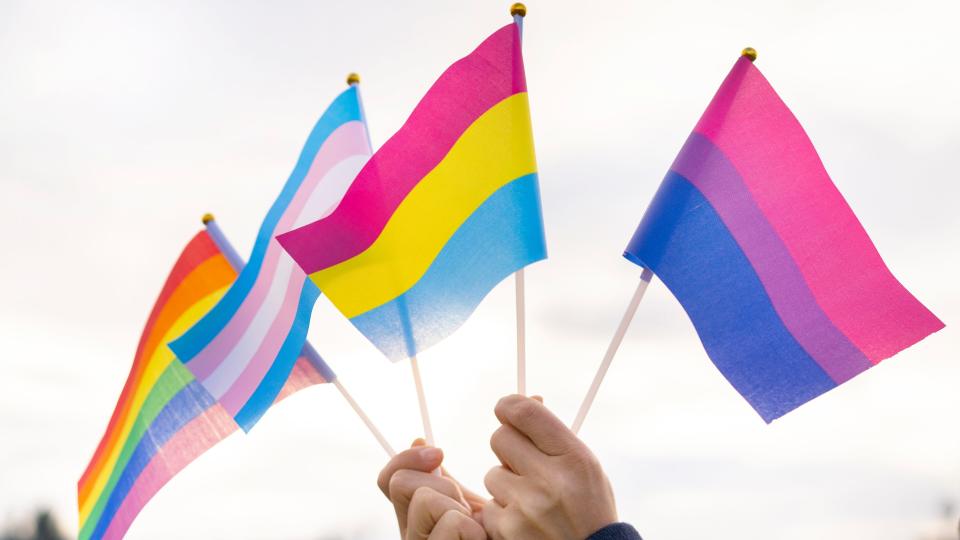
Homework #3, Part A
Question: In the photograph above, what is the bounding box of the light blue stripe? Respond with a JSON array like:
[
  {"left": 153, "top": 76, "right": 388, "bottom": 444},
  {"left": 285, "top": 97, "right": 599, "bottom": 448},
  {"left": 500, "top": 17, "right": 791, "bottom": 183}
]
[
  {"left": 170, "top": 87, "right": 362, "bottom": 362},
  {"left": 234, "top": 281, "right": 322, "bottom": 431},
  {"left": 349, "top": 174, "right": 546, "bottom": 361}
]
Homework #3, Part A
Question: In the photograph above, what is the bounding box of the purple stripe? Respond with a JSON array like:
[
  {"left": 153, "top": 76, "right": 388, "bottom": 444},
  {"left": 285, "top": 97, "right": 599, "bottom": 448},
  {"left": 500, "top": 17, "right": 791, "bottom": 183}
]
[{"left": 671, "top": 133, "right": 872, "bottom": 383}]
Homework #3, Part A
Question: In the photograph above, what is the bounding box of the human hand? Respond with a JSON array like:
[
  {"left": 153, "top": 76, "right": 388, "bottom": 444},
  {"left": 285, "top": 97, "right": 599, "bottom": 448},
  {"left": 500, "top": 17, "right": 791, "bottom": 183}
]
[
  {"left": 482, "top": 395, "right": 618, "bottom": 540},
  {"left": 377, "top": 440, "right": 488, "bottom": 539}
]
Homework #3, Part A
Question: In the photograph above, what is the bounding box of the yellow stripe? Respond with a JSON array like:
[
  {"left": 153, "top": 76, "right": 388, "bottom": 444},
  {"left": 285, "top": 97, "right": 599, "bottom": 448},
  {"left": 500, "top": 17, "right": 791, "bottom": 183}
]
[
  {"left": 78, "top": 287, "right": 227, "bottom": 522},
  {"left": 309, "top": 93, "right": 536, "bottom": 317}
]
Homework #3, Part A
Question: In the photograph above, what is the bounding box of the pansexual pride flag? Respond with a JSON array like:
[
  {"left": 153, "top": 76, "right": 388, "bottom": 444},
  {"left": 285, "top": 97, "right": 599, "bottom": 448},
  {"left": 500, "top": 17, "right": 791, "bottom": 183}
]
[
  {"left": 169, "top": 86, "right": 371, "bottom": 430},
  {"left": 625, "top": 55, "right": 944, "bottom": 422},
  {"left": 278, "top": 23, "right": 546, "bottom": 361},
  {"left": 79, "top": 231, "right": 328, "bottom": 540}
]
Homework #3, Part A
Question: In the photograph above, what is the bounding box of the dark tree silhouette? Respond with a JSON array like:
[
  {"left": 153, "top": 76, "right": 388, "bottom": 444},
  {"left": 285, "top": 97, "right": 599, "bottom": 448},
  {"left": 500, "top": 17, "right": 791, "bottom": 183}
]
[{"left": 0, "top": 510, "right": 65, "bottom": 540}]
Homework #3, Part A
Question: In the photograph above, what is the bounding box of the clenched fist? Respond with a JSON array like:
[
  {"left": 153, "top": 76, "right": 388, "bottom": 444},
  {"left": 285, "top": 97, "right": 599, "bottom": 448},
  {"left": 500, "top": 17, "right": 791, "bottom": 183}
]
[{"left": 482, "top": 395, "right": 618, "bottom": 540}]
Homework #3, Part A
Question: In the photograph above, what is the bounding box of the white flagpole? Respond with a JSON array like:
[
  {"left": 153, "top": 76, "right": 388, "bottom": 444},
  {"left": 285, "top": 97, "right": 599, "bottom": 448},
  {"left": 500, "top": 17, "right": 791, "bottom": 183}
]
[
  {"left": 409, "top": 354, "right": 440, "bottom": 476},
  {"left": 516, "top": 269, "right": 527, "bottom": 395},
  {"left": 202, "top": 213, "right": 396, "bottom": 457},
  {"left": 512, "top": 2, "right": 528, "bottom": 395},
  {"left": 571, "top": 268, "right": 654, "bottom": 434},
  {"left": 409, "top": 355, "right": 435, "bottom": 446}
]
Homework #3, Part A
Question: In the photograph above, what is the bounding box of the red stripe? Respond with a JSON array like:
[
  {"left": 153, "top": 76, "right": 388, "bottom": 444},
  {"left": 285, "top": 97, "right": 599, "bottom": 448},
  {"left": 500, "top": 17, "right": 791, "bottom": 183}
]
[{"left": 78, "top": 231, "right": 225, "bottom": 492}]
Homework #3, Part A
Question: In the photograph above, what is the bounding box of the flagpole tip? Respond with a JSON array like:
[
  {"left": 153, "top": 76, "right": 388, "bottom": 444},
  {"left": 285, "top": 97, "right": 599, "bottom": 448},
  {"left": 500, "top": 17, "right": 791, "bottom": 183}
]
[
  {"left": 510, "top": 3, "right": 526, "bottom": 17},
  {"left": 346, "top": 72, "right": 360, "bottom": 86},
  {"left": 741, "top": 47, "right": 757, "bottom": 62},
  {"left": 202, "top": 213, "right": 215, "bottom": 224}
]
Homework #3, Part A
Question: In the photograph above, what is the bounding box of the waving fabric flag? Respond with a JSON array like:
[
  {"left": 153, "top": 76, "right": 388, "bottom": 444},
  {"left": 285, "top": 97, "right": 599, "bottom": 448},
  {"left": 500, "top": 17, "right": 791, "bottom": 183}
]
[
  {"left": 79, "top": 231, "right": 329, "bottom": 540},
  {"left": 169, "top": 86, "right": 371, "bottom": 430},
  {"left": 625, "top": 55, "right": 944, "bottom": 422},
  {"left": 278, "top": 24, "right": 546, "bottom": 361}
]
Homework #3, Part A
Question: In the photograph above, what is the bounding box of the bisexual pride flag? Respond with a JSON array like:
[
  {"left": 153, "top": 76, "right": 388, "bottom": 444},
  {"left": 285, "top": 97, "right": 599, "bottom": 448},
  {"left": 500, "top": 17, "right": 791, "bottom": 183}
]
[
  {"left": 79, "top": 230, "right": 329, "bottom": 540},
  {"left": 625, "top": 54, "right": 943, "bottom": 422},
  {"left": 170, "top": 86, "right": 371, "bottom": 430},
  {"left": 278, "top": 23, "right": 546, "bottom": 361}
]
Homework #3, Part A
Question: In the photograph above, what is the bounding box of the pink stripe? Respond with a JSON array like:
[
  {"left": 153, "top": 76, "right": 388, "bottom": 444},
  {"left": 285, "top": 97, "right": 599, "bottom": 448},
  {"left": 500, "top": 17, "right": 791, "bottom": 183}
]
[
  {"left": 219, "top": 268, "right": 308, "bottom": 414},
  {"left": 186, "top": 120, "right": 369, "bottom": 379},
  {"left": 693, "top": 57, "right": 943, "bottom": 363},
  {"left": 277, "top": 24, "right": 525, "bottom": 273},
  {"left": 100, "top": 406, "right": 236, "bottom": 540},
  {"left": 275, "top": 356, "right": 328, "bottom": 401},
  {"left": 99, "top": 360, "right": 324, "bottom": 540}
]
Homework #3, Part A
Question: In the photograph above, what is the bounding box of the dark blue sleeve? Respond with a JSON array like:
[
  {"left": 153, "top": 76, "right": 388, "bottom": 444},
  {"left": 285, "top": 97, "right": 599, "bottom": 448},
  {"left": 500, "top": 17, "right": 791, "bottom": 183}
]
[{"left": 585, "top": 522, "right": 642, "bottom": 540}]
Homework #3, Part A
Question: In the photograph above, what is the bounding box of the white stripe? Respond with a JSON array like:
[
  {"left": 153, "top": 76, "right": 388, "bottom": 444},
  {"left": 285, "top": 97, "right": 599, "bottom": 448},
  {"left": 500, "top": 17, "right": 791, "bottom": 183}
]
[
  {"left": 290, "top": 154, "right": 370, "bottom": 229},
  {"left": 203, "top": 153, "right": 368, "bottom": 400},
  {"left": 203, "top": 253, "right": 297, "bottom": 398}
]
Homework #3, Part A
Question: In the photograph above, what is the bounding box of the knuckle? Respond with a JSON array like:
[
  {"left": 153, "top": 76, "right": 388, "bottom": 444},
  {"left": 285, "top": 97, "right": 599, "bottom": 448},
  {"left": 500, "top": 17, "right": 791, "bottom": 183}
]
[
  {"left": 495, "top": 394, "right": 524, "bottom": 415},
  {"left": 376, "top": 468, "right": 391, "bottom": 496},
  {"left": 512, "top": 399, "right": 540, "bottom": 424},
  {"left": 482, "top": 467, "right": 499, "bottom": 493},
  {"left": 502, "top": 513, "right": 530, "bottom": 540},
  {"left": 409, "top": 485, "right": 435, "bottom": 510},
  {"left": 567, "top": 444, "right": 600, "bottom": 470},
  {"left": 440, "top": 475, "right": 463, "bottom": 500},
  {"left": 387, "top": 469, "right": 412, "bottom": 502},
  {"left": 516, "top": 478, "right": 561, "bottom": 523},
  {"left": 489, "top": 425, "right": 506, "bottom": 451}
]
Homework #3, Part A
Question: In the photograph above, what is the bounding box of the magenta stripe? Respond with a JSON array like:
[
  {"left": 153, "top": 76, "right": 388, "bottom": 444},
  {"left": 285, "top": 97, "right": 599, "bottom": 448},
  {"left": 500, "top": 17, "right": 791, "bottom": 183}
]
[
  {"left": 671, "top": 133, "right": 872, "bottom": 383},
  {"left": 692, "top": 58, "right": 943, "bottom": 363},
  {"left": 185, "top": 121, "right": 369, "bottom": 379},
  {"left": 219, "top": 268, "right": 307, "bottom": 414},
  {"left": 277, "top": 24, "right": 525, "bottom": 274}
]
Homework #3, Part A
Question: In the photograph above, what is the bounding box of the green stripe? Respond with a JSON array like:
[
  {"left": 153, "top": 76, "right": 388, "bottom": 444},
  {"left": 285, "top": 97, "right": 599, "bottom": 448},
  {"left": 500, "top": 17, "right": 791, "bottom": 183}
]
[{"left": 79, "top": 362, "right": 194, "bottom": 539}]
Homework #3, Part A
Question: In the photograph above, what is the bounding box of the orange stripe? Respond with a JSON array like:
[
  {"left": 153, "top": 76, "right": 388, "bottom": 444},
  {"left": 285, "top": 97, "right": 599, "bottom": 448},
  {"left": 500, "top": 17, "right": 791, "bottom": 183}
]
[
  {"left": 78, "top": 233, "right": 221, "bottom": 489},
  {"left": 78, "top": 254, "right": 234, "bottom": 501}
]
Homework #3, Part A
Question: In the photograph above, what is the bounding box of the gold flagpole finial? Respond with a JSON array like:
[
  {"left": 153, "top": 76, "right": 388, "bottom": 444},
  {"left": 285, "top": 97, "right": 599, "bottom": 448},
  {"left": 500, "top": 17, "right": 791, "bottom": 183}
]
[
  {"left": 741, "top": 47, "right": 757, "bottom": 62},
  {"left": 202, "top": 212, "right": 215, "bottom": 224},
  {"left": 346, "top": 72, "right": 361, "bottom": 86},
  {"left": 510, "top": 3, "right": 527, "bottom": 17}
]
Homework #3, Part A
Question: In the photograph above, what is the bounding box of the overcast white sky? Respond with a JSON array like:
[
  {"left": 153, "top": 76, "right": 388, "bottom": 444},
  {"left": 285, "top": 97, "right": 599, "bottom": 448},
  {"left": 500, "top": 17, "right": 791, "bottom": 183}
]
[{"left": 1, "top": 1, "right": 958, "bottom": 539}]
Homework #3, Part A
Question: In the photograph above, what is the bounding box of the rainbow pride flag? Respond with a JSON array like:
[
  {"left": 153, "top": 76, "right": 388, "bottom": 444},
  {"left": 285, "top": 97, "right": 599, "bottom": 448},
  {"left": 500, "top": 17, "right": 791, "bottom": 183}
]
[
  {"left": 78, "top": 231, "right": 329, "bottom": 540},
  {"left": 169, "top": 86, "right": 371, "bottom": 430},
  {"left": 625, "top": 55, "right": 944, "bottom": 422},
  {"left": 278, "top": 23, "right": 546, "bottom": 361}
]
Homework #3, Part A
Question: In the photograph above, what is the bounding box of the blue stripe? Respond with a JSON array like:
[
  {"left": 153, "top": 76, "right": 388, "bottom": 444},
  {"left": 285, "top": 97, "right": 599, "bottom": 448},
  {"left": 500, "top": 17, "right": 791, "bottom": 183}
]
[
  {"left": 349, "top": 173, "right": 547, "bottom": 361},
  {"left": 624, "top": 172, "right": 836, "bottom": 422},
  {"left": 170, "top": 87, "right": 362, "bottom": 362},
  {"left": 234, "top": 281, "right": 322, "bottom": 431},
  {"left": 90, "top": 376, "right": 215, "bottom": 539}
]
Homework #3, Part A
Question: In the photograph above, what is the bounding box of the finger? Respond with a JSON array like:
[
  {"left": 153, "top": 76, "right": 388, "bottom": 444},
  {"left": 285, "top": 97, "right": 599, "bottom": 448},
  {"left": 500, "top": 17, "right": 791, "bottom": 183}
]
[
  {"left": 406, "top": 487, "right": 469, "bottom": 540},
  {"left": 481, "top": 499, "right": 509, "bottom": 540},
  {"left": 461, "top": 489, "right": 488, "bottom": 517},
  {"left": 495, "top": 394, "right": 579, "bottom": 456},
  {"left": 390, "top": 469, "right": 468, "bottom": 533},
  {"left": 377, "top": 446, "right": 444, "bottom": 497},
  {"left": 428, "top": 510, "right": 486, "bottom": 540},
  {"left": 489, "top": 423, "right": 543, "bottom": 475},
  {"left": 483, "top": 466, "right": 523, "bottom": 506},
  {"left": 531, "top": 395, "right": 543, "bottom": 403},
  {"left": 440, "top": 469, "right": 488, "bottom": 515}
]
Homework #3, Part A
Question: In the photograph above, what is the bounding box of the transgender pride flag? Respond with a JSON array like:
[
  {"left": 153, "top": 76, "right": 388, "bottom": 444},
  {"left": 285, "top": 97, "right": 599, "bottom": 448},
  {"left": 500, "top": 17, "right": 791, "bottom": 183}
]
[
  {"left": 625, "top": 54, "right": 944, "bottom": 422},
  {"left": 79, "top": 229, "right": 328, "bottom": 540},
  {"left": 170, "top": 85, "right": 371, "bottom": 430}
]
